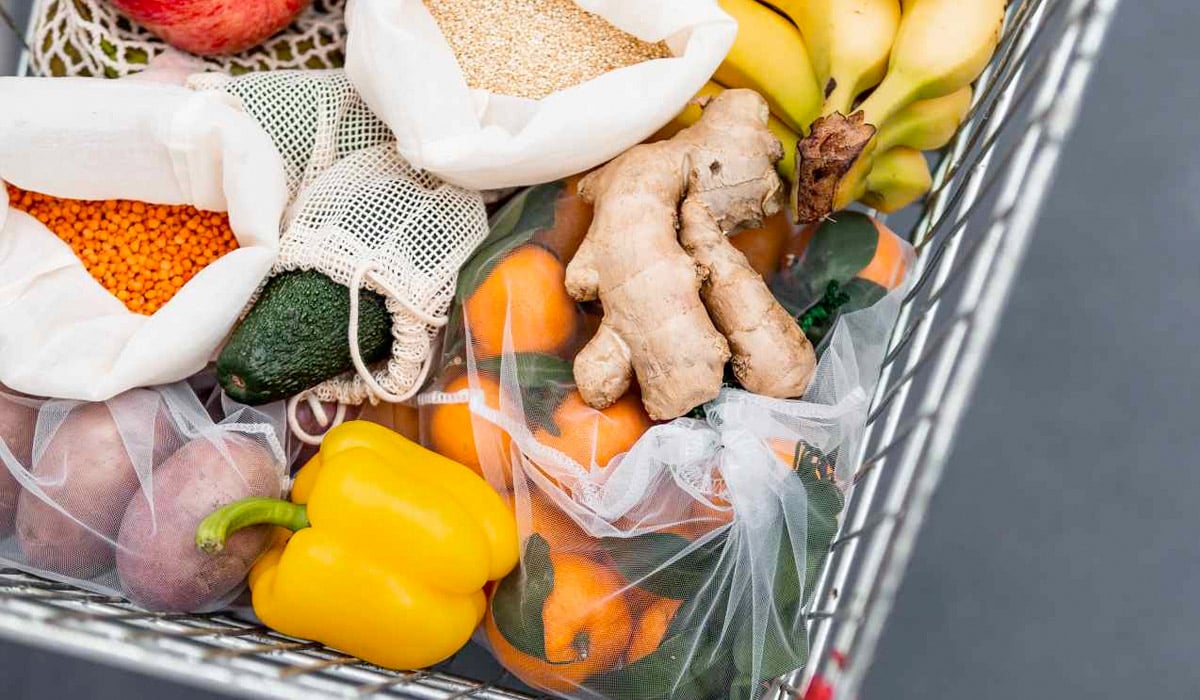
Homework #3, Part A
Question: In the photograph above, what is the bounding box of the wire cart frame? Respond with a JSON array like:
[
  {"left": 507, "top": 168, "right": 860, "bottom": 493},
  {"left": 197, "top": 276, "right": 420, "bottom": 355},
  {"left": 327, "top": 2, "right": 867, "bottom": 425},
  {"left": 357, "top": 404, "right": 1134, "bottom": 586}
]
[{"left": 0, "top": 0, "right": 1119, "bottom": 697}]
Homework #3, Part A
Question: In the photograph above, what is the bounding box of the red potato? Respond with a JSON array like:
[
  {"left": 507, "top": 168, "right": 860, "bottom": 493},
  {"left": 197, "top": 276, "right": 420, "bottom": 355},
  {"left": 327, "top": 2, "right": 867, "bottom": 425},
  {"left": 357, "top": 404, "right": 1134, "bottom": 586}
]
[
  {"left": 0, "top": 393, "right": 37, "bottom": 536},
  {"left": 117, "top": 435, "right": 284, "bottom": 612},
  {"left": 15, "top": 397, "right": 153, "bottom": 578}
]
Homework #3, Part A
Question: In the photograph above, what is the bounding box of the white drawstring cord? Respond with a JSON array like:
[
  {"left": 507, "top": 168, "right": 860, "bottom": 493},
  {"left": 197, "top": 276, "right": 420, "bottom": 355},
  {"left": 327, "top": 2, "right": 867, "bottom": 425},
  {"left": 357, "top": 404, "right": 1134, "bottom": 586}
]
[
  {"left": 347, "top": 261, "right": 447, "bottom": 404},
  {"left": 286, "top": 393, "right": 348, "bottom": 446}
]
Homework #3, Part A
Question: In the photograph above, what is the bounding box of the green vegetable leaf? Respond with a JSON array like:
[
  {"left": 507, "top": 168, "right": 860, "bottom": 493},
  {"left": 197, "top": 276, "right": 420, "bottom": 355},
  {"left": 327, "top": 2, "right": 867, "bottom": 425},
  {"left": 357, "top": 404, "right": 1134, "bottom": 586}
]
[
  {"left": 838, "top": 276, "right": 889, "bottom": 314},
  {"left": 772, "top": 211, "right": 881, "bottom": 317},
  {"left": 489, "top": 534, "right": 554, "bottom": 659},
  {"left": 455, "top": 182, "right": 567, "bottom": 304},
  {"left": 799, "top": 451, "right": 845, "bottom": 601},
  {"left": 600, "top": 532, "right": 728, "bottom": 600},
  {"left": 587, "top": 633, "right": 734, "bottom": 700},
  {"left": 476, "top": 353, "right": 575, "bottom": 393}
]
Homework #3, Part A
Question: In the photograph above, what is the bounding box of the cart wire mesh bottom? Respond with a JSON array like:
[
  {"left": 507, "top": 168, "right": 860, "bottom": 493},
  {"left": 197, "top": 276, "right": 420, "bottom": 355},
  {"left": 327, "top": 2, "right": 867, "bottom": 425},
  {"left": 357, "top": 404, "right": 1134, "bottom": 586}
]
[{"left": 0, "top": 0, "right": 1118, "bottom": 697}]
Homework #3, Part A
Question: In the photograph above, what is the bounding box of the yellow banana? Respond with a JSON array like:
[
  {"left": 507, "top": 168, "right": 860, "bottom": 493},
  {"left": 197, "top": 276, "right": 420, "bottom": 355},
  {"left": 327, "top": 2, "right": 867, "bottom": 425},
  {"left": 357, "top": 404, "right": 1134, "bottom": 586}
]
[
  {"left": 715, "top": 0, "right": 823, "bottom": 134},
  {"left": 763, "top": 0, "right": 902, "bottom": 118},
  {"left": 796, "top": 0, "right": 1003, "bottom": 221},
  {"left": 876, "top": 86, "right": 973, "bottom": 152},
  {"left": 653, "top": 81, "right": 801, "bottom": 183},
  {"left": 857, "top": 0, "right": 1007, "bottom": 127},
  {"left": 860, "top": 146, "right": 933, "bottom": 213}
]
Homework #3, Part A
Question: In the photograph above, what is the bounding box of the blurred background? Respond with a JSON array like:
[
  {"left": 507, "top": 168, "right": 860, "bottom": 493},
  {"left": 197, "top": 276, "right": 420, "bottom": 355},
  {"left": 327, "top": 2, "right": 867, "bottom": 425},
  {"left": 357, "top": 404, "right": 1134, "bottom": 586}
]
[{"left": 2, "top": 1, "right": 1198, "bottom": 698}]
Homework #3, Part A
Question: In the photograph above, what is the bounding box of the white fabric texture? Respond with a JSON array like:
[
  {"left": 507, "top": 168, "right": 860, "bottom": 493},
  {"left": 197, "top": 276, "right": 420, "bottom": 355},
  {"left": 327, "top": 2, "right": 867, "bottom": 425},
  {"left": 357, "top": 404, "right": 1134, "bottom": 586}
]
[
  {"left": 190, "top": 70, "right": 489, "bottom": 405},
  {"left": 343, "top": 0, "right": 737, "bottom": 190},
  {"left": 0, "top": 77, "right": 287, "bottom": 402}
]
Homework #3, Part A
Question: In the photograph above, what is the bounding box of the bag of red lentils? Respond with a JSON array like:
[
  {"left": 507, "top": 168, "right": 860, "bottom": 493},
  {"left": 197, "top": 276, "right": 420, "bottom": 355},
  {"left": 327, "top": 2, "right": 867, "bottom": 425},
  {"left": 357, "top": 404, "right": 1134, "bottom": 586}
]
[{"left": 0, "top": 77, "right": 287, "bottom": 402}]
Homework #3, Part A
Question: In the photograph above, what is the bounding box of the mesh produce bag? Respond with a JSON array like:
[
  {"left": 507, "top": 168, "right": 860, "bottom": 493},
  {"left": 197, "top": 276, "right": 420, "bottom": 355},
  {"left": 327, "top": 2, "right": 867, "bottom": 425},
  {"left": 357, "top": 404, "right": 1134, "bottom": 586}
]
[
  {"left": 420, "top": 182, "right": 911, "bottom": 699},
  {"left": 28, "top": 0, "right": 346, "bottom": 78},
  {"left": 0, "top": 382, "right": 288, "bottom": 613},
  {"left": 189, "top": 70, "right": 491, "bottom": 407}
]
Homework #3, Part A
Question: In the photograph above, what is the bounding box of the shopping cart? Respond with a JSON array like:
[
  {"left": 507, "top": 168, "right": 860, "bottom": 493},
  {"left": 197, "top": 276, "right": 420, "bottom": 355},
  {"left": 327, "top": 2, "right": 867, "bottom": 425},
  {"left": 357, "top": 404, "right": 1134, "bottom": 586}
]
[{"left": 0, "top": 0, "right": 1119, "bottom": 697}]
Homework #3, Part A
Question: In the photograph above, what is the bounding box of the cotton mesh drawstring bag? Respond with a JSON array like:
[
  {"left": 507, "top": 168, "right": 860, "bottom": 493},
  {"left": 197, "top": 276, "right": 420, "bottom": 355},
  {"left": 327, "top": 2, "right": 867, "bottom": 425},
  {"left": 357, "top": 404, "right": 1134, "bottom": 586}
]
[
  {"left": 420, "top": 181, "right": 912, "bottom": 699},
  {"left": 187, "top": 71, "right": 490, "bottom": 439},
  {"left": 0, "top": 382, "right": 288, "bottom": 612},
  {"left": 27, "top": 0, "right": 346, "bottom": 78}
]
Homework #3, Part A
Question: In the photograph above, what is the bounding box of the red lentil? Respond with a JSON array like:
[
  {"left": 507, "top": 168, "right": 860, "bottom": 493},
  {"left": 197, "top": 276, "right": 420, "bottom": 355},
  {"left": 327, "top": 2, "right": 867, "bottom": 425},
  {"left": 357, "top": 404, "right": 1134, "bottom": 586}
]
[{"left": 5, "top": 183, "right": 239, "bottom": 315}]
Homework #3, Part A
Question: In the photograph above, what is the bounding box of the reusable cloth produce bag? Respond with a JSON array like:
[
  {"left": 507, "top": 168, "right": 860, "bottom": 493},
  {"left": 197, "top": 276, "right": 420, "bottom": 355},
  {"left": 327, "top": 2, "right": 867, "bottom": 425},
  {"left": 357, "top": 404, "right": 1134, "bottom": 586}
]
[
  {"left": 420, "top": 182, "right": 911, "bottom": 699},
  {"left": 0, "top": 78, "right": 287, "bottom": 402},
  {"left": 343, "top": 0, "right": 737, "bottom": 190},
  {"left": 187, "top": 70, "right": 490, "bottom": 408},
  {"left": 0, "top": 382, "right": 288, "bottom": 612}
]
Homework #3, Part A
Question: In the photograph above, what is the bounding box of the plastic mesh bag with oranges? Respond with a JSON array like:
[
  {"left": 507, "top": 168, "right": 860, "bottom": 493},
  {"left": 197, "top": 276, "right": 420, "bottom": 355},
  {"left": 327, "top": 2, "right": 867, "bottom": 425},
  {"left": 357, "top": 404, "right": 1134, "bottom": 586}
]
[{"left": 421, "top": 180, "right": 911, "bottom": 699}]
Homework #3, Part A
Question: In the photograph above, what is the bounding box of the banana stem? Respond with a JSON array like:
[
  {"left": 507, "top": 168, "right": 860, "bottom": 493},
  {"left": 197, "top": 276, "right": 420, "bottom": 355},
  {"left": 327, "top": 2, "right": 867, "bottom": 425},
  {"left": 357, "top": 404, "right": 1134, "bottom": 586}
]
[
  {"left": 856, "top": 76, "right": 915, "bottom": 130},
  {"left": 196, "top": 497, "right": 309, "bottom": 555},
  {"left": 822, "top": 82, "right": 859, "bottom": 119}
]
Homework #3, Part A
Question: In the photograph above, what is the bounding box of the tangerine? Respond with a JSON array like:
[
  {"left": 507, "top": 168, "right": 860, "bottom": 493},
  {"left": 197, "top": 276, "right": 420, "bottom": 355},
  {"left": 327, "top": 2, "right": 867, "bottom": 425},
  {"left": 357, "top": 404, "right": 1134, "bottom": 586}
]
[
  {"left": 626, "top": 595, "right": 683, "bottom": 664},
  {"left": 729, "top": 211, "right": 795, "bottom": 279},
  {"left": 486, "top": 552, "right": 633, "bottom": 693},
  {"left": 425, "top": 374, "right": 513, "bottom": 489},
  {"left": 856, "top": 218, "right": 908, "bottom": 290},
  {"left": 534, "top": 390, "right": 654, "bottom": 470},
  {"left": 532, "top": 174, "right": 594, "bottom": 264},
  {"left": 523, "top": 492, "right": 598, "bottom": 557},
  {"left": 464, "top": 245, "right": 579, "bottom": 357}
]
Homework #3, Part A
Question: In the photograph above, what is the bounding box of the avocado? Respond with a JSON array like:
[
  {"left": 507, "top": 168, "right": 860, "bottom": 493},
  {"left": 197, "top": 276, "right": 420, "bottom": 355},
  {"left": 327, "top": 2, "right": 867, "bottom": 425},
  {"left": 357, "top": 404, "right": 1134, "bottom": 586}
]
[{"left": 217, "top": 270, "right": 393, "bottom": 405}]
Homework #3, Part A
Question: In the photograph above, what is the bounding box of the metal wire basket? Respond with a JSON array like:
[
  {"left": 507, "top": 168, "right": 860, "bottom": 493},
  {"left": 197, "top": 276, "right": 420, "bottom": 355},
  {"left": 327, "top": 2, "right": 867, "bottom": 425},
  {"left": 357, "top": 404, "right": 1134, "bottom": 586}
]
[{"left": 0, "top": 0, "right": 1119, "bottom": 697}]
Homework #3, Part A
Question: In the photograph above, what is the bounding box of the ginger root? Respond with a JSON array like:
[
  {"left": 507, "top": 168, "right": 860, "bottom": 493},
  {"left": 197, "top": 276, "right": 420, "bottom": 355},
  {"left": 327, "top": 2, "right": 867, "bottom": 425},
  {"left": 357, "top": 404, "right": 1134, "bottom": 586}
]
[{"left": 567, "top": 90, "right": 817, "bottom": 420}]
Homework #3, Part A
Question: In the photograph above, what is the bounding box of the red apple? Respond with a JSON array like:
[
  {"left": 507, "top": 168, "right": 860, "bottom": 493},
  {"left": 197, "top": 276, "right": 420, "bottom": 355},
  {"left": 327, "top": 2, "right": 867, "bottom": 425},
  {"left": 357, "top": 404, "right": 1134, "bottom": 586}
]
[{"left": 107, "top": 0, "right": 313, "bottom": 57}]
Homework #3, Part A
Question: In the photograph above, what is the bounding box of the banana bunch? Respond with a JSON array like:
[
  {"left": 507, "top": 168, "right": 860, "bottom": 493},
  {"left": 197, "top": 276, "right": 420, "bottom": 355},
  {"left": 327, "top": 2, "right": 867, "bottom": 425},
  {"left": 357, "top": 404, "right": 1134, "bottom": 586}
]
[{"left": 687, "top": 0, "right": 1004, "bottom": 218}]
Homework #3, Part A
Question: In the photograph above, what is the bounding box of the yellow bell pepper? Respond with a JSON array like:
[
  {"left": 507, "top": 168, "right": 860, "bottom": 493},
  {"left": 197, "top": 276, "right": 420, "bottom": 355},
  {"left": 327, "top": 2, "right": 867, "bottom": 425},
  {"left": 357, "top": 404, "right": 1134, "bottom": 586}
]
[{"left": 196, "top": 420, "right": 519, "bottom": 670}]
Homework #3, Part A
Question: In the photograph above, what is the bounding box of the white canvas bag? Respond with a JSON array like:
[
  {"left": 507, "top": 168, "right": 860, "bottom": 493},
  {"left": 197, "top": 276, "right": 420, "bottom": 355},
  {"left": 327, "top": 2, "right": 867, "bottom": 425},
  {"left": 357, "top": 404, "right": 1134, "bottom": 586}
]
[
  {"left": 344, "top": 0, "right": 737, "bottom": 190},
  {"left": 0, "top": 78, "right": 287, "bottom": 401}
]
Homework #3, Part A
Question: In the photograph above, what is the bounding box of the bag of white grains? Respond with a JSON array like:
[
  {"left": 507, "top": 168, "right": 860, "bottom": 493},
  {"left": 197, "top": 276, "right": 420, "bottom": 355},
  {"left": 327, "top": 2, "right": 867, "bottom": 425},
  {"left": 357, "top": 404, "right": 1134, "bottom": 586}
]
[{"left": 344, "top": 0, "right": 736, "bottom": 190}]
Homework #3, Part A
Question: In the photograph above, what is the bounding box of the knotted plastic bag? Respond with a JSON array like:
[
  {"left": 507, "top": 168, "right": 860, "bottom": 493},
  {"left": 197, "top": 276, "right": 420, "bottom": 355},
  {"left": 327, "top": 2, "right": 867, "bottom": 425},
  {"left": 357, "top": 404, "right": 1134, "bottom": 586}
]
[
  {"left": 343, "top": 0, "right": 737, "bottom": 190},
  {"left": 421, "top": 181, "right": 911, "bottom": 698},
  {"left": 189, "top": 70, "right": 490, "bottom": 409},
  {"left": 0, "top": 77, "right": 287, "bottom": 402},
  {"left": 0, "top": 382, "right": 288, "bottom": 613}
]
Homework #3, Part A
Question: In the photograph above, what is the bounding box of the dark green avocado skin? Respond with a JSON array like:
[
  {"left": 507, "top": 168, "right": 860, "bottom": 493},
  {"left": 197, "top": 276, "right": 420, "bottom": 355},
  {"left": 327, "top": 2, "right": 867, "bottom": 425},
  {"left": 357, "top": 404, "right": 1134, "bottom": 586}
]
[{"left": 217, "top": 270, "right": 393, "bottom": 405}]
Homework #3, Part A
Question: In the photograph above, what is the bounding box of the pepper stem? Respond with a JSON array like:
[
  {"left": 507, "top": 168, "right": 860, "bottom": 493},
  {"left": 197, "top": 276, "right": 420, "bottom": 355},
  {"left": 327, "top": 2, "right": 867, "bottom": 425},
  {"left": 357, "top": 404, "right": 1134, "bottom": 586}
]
[{"left": 196, "top": 497, "right": 309, "bottom": 555}]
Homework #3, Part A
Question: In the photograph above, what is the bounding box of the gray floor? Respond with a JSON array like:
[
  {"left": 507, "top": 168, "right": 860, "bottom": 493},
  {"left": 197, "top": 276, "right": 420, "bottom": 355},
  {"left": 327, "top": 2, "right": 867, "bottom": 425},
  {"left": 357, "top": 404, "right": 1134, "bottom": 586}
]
[{"left": 2, "top": 1, "right": 1199, "bottom": 698}]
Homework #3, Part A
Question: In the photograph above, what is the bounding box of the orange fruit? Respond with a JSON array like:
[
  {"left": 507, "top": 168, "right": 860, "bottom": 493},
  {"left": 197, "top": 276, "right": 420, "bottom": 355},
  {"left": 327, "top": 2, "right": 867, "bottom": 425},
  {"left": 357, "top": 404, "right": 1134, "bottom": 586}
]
[
  {"left": 730, "top": 212, "right": 795, "bottom": 279},
  {"left": 524, "top": 492, "right": 598, "bottom": 557},
  {"left": 486, "top": 552, "right": 633, "bottom": 693},
  {"left": 464, "top": 245, "right": 579, "bottom": 357},
  {"left": 532, "top": 174, "right": 594, "bottom": 265},
  {"left": 780, "top": 216, "right": 907, "bottom": 291},
  {"left": 781, "top": 222, "right": 817, "bottom": 272},
  {"left": 626, "top": 595, "right": 683, "bottom": 664},
  {"left": 857, "top": 218, "right": 908, "bottom": 291},
  {"left": 534, "top": 390, "right": 654, "bottom": 470},
  {"left": 425, "top": 374, "right": 513, "bottom": 489}
]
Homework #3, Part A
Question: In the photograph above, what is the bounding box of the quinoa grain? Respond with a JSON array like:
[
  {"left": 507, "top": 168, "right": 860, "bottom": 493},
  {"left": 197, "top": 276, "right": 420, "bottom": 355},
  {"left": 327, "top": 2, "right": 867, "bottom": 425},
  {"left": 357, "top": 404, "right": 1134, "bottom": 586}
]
[{"left": 425, "top": 0, "right": 672, "bottom": 100}]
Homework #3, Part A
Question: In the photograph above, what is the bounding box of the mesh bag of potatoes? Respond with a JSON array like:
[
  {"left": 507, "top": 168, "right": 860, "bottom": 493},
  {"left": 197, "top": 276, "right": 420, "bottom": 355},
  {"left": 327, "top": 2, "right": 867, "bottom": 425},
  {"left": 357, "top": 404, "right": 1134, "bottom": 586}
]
[
  {"left": 0, "top": 382, "right": 287, "bottom": 612},
  {"left": 419, "top": 162, "right": 912, "bottom": 698}
]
